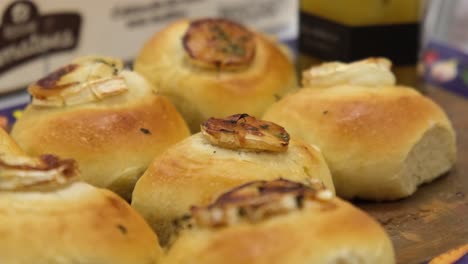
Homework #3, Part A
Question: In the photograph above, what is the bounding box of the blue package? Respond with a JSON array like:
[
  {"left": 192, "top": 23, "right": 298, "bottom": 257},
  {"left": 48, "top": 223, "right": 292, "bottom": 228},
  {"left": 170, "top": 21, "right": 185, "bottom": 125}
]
[{"left": 421, "top": 41, "right": 468, "bottom": 98}]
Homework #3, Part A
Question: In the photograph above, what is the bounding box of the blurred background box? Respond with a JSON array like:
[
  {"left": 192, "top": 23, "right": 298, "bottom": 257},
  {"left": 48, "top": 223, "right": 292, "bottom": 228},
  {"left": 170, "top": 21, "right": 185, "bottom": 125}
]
[{"left": 420, "top": 0, "right": 468, "bottom": 98}]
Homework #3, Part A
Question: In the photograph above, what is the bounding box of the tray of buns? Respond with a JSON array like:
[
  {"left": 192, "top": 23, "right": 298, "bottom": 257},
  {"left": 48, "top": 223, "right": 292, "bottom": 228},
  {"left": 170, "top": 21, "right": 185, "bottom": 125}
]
[{"left": 0, "top": 18, "right": 466, "bottom": 264}]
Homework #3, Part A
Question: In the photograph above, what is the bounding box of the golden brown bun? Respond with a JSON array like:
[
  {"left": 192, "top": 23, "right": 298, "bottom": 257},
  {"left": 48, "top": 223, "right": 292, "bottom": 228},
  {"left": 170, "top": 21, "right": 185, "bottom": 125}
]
[
  {"left": 0, "top": 128, "right": 24, "bottom": 155},
  {"left": 263, "top": 85, "right": 456, "bottom": 200},
  {"left": 132, "top": 132, "right": 334, "bottom": 245},
  {"left": 11, "top": 57, "right": 190, "bottom": 200},
  {"left": 0, "top": 183, "right": 162, "bottom": 264},
  {"left": 164, "top": 180, "right": 394, "bottom": 264},
  {"left": 0, "top": 154, "right": 161, "bottom": 264},
  {"left": 134, "top": 18, "right": 297, "bottom": 132}
]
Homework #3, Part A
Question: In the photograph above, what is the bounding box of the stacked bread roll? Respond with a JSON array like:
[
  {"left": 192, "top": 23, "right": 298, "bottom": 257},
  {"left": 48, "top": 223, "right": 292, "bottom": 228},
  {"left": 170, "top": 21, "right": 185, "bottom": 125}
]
[
  {"left": 134, "top": 18, "right": 297, "bottom": 132},
  {"left": 264, "top": 58, "right": 456, "bottom": 200},
  {"left": 11, "top": 56, "right": 190, "bottom": 200},
  {"left": 0, "top": 150, "right": 161, "bottom": 263},
  {"left": 132, "top": 114, "right": 335, "bottom": 245},
  {"left": 1, "top": 17, "right": 457, "bottom": 264},
  {"left": 164, "top": 179, "right": 395, "bottom": 264}
]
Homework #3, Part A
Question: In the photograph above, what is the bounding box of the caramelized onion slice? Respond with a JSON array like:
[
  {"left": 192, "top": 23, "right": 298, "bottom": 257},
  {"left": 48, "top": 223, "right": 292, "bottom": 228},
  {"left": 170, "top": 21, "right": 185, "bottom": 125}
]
[
  {"left": 182, "top": 18, "right": 256, "bottom": 70},
  {"left": 28, "top": 56, "right": 127, "bottom": 107},
  {"left": 0, "top": 154, "right": 78, "bottom": 190},
  {"left": 302, "top": 57, "right": 396, "bottom": 88},
  {"left": 188, "top": 179, "right": 334, "bottom": 228},
  {"left": 201, "top": 114, "right": 290, "bottom": 152}
]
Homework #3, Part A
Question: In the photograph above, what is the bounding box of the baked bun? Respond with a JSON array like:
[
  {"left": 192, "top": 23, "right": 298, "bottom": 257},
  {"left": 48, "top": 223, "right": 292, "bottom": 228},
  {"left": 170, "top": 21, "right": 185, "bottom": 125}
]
[
  {"left": 11, "top": 56, "right": 190, "bottom": 199},
  {"left": 164, "top": 179, "right": 395, "bottom": 264},
  {"left": 263, "top": 60, "right": 456, "bottom": 200},
  {"left": 0, "top": 154, "right": 161, "bottom": 264},
  {"left": 132, "top": 114, "right": 334, "bottom": 244},
  {"left": 0, "top": 128, "right": 24, "bottom": 155},
  {"left": 134, "top": 18, "right": 297, "bottom": 132}
]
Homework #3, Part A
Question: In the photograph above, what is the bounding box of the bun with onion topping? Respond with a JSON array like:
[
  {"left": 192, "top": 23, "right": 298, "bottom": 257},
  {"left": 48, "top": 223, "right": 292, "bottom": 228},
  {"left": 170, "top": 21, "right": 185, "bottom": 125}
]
[
  {"left": 163, "top": 179, "right": 395, "bottom": 264},
  {"left": 0, "top": 153, "right": 161, "bottom": 264},
  {"left": 131, "top": 114, "right": 334, "bottom": 245},
  {"left": 264, "top": 58, "right": 456, "bottom": 200},
  {"left": 11, "top": 56, "right": 190, "bottom": 200},
  {"left": 134, "top": 18, "right": 297, "bottom": 132}
]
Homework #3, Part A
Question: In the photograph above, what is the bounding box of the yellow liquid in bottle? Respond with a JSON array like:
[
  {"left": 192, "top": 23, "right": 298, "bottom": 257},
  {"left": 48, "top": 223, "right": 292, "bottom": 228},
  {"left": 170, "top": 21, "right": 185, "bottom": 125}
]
[{"left": 299, "top": 0, "right": 422, "bottom": 87}]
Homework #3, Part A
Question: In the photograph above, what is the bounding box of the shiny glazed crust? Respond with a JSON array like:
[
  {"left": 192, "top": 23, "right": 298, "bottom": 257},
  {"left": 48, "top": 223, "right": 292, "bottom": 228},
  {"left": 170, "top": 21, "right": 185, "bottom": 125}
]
[
  {"left": 134, "top": 19, "right": 297, "bottom": 132},
  {"left": 11, "top": 70, "right": 190, "bottom": 199},
  {"left": 0, "top": 182, "right": 161, "bottom": 264},
  {"left": 163, "top": 198, "right": 394, "bottom": 264},
  {"left": 131, "top": 132, "right": 334, "bottom": 245},
  {"left": 263, "top": 85, "right": 456, "bottom": 200}
]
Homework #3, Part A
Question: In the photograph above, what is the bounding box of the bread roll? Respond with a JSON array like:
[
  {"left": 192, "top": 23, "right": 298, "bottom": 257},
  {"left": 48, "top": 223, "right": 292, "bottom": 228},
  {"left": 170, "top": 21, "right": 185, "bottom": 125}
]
[
  {"left": 0, "top": 153, "right": 161, "bottom": 264},
  {"left": 134, "top": 18, "right": 297, "bottom": 132},
  {"left": 0, "top": 128, "right": 24, "bottom": 155},
  {"left": 263, "top": 84, "right": 456, "bottom": 200},
  {"left": 132, "top": 114, "right": 334, "bottom": 244},
  {"left": 164, "top": 179, "right": 395, "bottom": 264},
  {"left": 11, "top": 56, "right": 190, "bottom": 199}
]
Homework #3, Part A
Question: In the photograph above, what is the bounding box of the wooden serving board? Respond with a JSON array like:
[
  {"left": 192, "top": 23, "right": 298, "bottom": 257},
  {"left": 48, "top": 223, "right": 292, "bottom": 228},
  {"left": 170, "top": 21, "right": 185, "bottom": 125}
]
[{"left": 357, "top": 86, "right": 468, "bottom": 264}]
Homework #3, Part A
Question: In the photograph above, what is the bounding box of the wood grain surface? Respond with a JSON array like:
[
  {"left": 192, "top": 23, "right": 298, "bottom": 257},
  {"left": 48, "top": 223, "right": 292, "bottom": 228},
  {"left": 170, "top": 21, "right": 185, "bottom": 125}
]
[{"left": 358, "top": 86, "right": 468, "bottom": 264}]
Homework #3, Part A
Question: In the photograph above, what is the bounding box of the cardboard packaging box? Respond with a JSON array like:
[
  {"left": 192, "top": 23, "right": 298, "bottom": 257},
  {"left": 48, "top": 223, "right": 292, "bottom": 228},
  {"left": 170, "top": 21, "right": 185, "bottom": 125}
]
[{"left": 420, "top": 0, "right": 468, "bottom": 98}]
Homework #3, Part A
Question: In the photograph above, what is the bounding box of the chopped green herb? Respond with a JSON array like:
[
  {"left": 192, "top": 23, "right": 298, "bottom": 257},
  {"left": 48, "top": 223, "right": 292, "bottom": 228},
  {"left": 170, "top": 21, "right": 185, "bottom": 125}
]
[
  {"left": 180, "top": 214, "right": 191, "bottom": 220},
  {"left": 295, "top": 194, "right": 304, "bottom": 208},
  {"left": 140, "top": 128, "right": 151, "bottom": 135},
  {"left": 236, "top": 113, "right": 249, "bottom": 122},
  {"left": 94, "top": 59, "right": 114, "bottom": 67},
  {"left": 210, "top": 25, "right": 247, "bottom": 57},
  {"left": 229, "top": 43, "right": 245, "bottom": 56},
  {"left": 211, "top": 25, "right": 229, "bottom": 41},
  {"left": 276, "top": 133, "right": 290, "bottom": 142},
  {"left": 238, "top": 207, "right": 247, "bottom": 216},
  {"left": 117, "top": 224, "right": 127, "bottom": 234}
]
